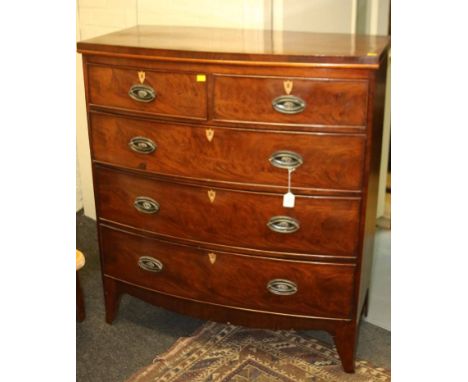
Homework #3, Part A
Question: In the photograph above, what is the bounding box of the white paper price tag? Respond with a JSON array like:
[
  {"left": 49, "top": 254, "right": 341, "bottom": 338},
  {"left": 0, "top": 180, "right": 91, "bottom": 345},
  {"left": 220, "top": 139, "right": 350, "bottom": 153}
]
[
  {"left": 282, "top": 168, "right": 296, "bottom": 208},
  {"left": 283, "top": 191, "right": 295, "bottom": 208}
]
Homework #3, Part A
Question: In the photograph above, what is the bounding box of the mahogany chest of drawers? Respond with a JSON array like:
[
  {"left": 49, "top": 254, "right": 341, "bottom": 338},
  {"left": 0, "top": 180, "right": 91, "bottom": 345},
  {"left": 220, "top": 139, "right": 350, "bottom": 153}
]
[{"left": 78, "top": 26, "right": 389, "bottom": 373}]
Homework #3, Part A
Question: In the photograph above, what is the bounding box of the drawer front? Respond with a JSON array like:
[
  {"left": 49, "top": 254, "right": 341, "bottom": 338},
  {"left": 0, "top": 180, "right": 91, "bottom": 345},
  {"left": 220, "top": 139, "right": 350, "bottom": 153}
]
[
  {"left": 95, "top": 167, "right": 361, "bottom": 256},
  {"left": 100, "top": 225, "right": 355, "bottom": 319},
  {"left": 90, "top": 113, "right": 365, "bottom": 191},
  {"left": 213, "top": 75, "right": 368, "bottom": 127},
  {"left": 87, "top": 65, "right": 207, "bottom": 119}
]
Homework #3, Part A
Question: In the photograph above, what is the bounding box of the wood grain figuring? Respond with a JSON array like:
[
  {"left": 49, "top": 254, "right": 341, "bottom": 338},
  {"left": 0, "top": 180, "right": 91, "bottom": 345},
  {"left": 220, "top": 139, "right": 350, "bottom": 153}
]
[
  {"left": 95, "top": 166, "right": 361, "bottom": 257},
  {"left": 87, "top": 65, "right": 207, "bottom": 119},
  {"left": 89, "top": 113, "right": 366, "bottom": 191},
  {"left": 102, "top": 275, "right": 356, "bottom": 329},
  {"left": 100, "top": 225, "right": 355, "bottom": 318},
  {"left": 78, "top": 26, "right": 390, "bottom": 373},
  {"left": 77, "top": 25, "right": 389, "bottom": 67},
  {"left": 213, "top": 75, "right": 368, "bottom": 127}
]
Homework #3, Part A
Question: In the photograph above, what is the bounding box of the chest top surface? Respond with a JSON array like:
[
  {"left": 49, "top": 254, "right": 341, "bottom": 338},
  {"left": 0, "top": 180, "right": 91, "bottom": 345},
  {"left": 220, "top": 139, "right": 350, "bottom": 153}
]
[{"left": 77, "top": 25, "right": 390, "bottom": 68}]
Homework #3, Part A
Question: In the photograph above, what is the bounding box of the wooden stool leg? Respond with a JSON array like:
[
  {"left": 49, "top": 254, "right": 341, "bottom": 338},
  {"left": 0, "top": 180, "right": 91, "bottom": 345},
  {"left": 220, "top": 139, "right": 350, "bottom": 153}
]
[
  {"left": 333, "top": 324, "right": 357, "bottom": 373},
  {"left": 103, "top": 277, "right": 121, "bottom": 324},
  {"left": 76, "top": 273, "right": 85, "bottom": 322}
]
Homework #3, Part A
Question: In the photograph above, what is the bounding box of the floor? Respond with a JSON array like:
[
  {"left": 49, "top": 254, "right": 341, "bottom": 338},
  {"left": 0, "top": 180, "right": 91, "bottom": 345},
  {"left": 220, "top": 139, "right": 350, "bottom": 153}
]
[{"left": 76, "top": 214, "right": 391, "bottom": 382}]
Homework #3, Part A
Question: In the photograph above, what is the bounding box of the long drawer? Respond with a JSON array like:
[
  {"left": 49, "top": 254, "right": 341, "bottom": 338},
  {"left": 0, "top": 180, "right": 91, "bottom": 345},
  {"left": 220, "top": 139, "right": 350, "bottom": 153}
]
[
  {"left": 100, "top": 225, "right": 356, "bottom": 319},
  {"left": 90, "top": 113, "right": 366, "bottom": 191},
  {"left": 95, "top": 166, "right": 361, "bottom": 257},
  {"left": 213, "top": 74, "right": 368, "bottom": 127},
  {"left": 87, "top": 65, "right": 207, "bottom": 120}
]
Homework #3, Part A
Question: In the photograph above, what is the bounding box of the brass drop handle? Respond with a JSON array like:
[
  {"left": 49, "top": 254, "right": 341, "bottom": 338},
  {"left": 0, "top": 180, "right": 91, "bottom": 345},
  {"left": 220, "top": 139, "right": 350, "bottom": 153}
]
[
  {"left": 128, "top": 136, "right": 157, "bottom": 154},
  {"left": 128, "top": 84, "right": 156, "bottom": 103},
  {"left": 272, "top": 95, "right": 306, "bottom": 114},
  {"left": 134, "top": 196, "right": 160, "bottom": 214},
  {"left": 138, "top": 256, "right": 163, "bottom": 272},
  {"left": 267, "top": 216, "right": 300, "bottom": 234},
  {"left": 267, "top": 279, "right": 298, "bottom": 295},
  {"left": 269, "top": 150, "right": 303, "bottom": 170}
]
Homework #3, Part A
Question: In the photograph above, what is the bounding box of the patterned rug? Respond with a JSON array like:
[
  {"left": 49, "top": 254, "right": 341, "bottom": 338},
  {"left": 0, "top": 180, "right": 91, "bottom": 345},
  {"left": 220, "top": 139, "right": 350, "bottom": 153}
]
[{"left": 126, "top": 322, "right": 390, "bottom": 382}]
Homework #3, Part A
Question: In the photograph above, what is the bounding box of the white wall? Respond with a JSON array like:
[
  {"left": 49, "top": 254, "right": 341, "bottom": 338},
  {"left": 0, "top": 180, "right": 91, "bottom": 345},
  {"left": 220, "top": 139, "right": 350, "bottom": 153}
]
[
  {"left": 76, "top": 155, "right": 83, "bottom": 212},
  {"left": 137, "top": 0, "right": 270, "bottom": 29},
  {"left": 281, "top": 0, "right": 356, "bottom": 34},
  {"left": 78, "top": 0, "right": 138, "bottom": 40}
]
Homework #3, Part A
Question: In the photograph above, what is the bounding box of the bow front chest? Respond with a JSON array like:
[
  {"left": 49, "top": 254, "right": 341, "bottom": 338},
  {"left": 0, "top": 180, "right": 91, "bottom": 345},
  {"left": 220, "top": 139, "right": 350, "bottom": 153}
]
[{"left": 78, "top": 26, "right": 389, "bottom": 373}]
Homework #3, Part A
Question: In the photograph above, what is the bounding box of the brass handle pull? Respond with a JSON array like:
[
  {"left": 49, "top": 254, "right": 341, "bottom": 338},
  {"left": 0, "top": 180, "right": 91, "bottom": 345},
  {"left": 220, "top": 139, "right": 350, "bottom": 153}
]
[
  {"left": 267, "top": 279, "right": 298, "bottom": 295},
  {"left": 128, "top": 84, "right": 156, "bottom": 103},
  {"left": 134, "top": 196, "right": 160, "bottom": 214},
  {"left": 128, "top": 136, "right": 157, "bottom": 154},
  {"left": 272, "top": 95, "right": 306, "bottom": 114},
  {"left": 269, "top": 150, "right": 303, "bottom": 170},
  {"left": 138, "top": 256, "right": 163, "bottom": 272},
  {"left": 267, "top": 216, "right": 300, "bottom": 234}
]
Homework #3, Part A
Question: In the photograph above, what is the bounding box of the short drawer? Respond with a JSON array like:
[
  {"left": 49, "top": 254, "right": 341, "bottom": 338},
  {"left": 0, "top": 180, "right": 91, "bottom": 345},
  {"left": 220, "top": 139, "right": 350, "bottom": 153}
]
[
  {"left": 213, "top": 74, "right": 368, "bottom": 127},
  {"left": 95, "top": 167, "right": 361, "bottom": 257},
  {"left": 90, "top": 113, "right": 365, "bottom": 191},
  {"left": 100, "top": 225, "right": 356, "bottom": 319},
  {"left": 87, "top": 65, "right": 207, "bottom": 119}
]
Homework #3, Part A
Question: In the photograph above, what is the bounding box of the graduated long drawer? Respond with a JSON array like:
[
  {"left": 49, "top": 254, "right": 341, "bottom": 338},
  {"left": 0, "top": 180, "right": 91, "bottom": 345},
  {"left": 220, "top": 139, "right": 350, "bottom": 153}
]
[
  {"left": 100, "top": 225, "right": 356, "bottom": 319},
  {"left": 95, "top": 166, "right": 361, "bottom": 257},
  {"left": 90, "top": 113, "right": 366, "bottom": 192}
]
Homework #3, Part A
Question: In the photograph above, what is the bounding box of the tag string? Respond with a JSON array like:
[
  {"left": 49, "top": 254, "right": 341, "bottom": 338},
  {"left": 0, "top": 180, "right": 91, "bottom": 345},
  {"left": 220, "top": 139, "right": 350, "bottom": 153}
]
[{"left": 288, "top": 168, "right": 294, "bottom": 193}]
